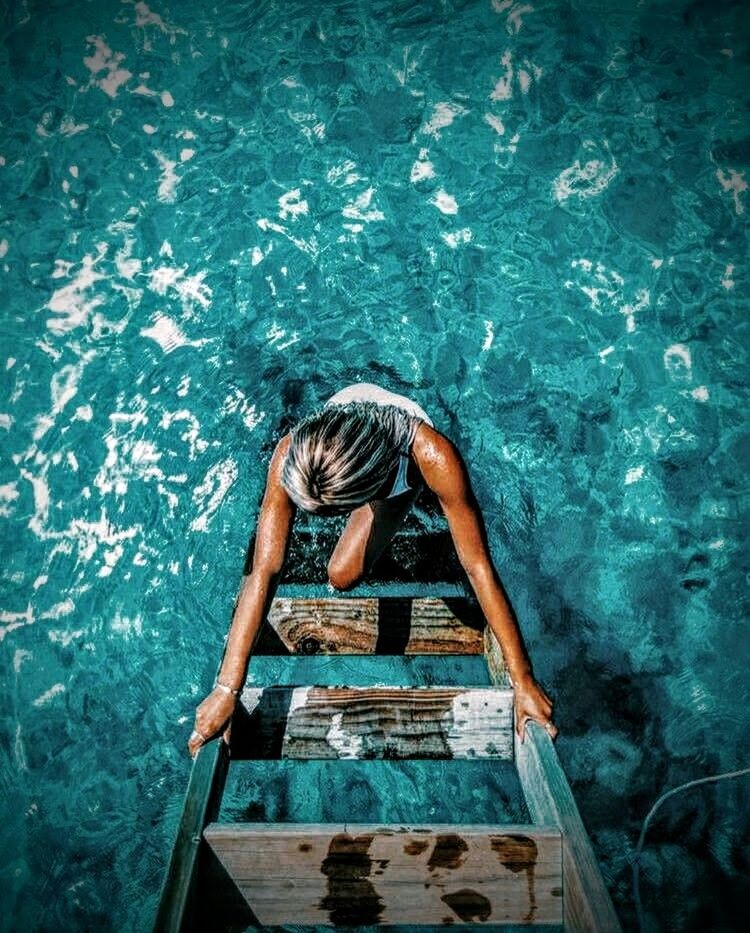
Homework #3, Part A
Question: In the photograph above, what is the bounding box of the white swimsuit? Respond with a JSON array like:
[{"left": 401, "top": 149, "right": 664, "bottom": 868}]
[{"left": 324, "top": 382, "right": 433, "bottom": 499}]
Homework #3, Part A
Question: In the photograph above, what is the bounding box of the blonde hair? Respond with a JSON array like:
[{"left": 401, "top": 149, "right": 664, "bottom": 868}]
[{"left": 281, "top": 401, "right": 421, "bottom": 513}]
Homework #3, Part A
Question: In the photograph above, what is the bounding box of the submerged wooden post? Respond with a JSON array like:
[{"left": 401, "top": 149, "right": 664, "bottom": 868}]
[{"left": 154, "top": 739, "right": 229, "bottom": 933}]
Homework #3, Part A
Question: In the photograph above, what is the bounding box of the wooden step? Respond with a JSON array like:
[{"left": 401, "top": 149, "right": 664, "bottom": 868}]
[
  {"left": 229, "top": 685, "right": 514, "bottom": 760},
  {"left": 203, "top": 822, "right": 563, "bottom": 926},
  {"left": 255, "top": 592, "right": 486, "bottom": 655}
]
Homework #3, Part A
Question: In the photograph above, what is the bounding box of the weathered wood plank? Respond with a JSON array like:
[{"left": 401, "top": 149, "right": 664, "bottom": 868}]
[
  {"left": 515, "top": 724, "right": 622, "bottom": 932},
  {"left": 258, "top": 596, "right": 485, "bottom": 655},
  {"left": 235, "top": 685, "right": 514, "bottom": 759},
  {"left": 153, "top": 739, "right": 229, "bottom": 933},
  {"left": 203, "top": 823, "right": 563, "bottom": 926}
]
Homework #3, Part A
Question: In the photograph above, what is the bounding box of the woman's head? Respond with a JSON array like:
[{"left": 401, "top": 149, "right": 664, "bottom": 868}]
[{"left": 281, "top": 401, "right": 418, "bottom": 514}]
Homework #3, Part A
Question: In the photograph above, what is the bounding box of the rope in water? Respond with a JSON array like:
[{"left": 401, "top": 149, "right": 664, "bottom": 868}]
[{"left": 632, "top": 766, "right": 750, "bottom": 931}]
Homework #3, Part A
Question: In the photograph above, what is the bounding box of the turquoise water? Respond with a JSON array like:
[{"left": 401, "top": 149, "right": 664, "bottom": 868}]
[{"left": 1, "top": 0, "right": 749, "bottom": 930}]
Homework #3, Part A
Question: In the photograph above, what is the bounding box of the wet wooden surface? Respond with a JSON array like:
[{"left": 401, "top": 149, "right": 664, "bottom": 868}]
[
  {"left": 203, "top": 823, "right": 563, "bottom": 926},
  {"left": 258, "top": 595, "right": 486, "bottom": 655},
  {"left": 230, "top": 685, "right": 514, "bottom": 760}
]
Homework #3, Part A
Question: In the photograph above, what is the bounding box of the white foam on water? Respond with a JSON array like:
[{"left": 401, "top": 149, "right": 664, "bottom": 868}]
[
  {"left": 554, "top": 141, "right": 618, "bottom": 202},
  {"left": 13, "top": 649, "right": 32, "bottom": 672},
  {"left": 46, "top": 247, "right": 107, "bottom": 333},
  {"left": 40, "top": 599, "right": 75, "bottom": 619},
  {"left": 625, "top": 466, "right": 644, "bottom": 485},
  {"left": 190, "top": 458, "right": 238, "bottom": 532},
  {"left": 490, "top": 51, "right": 514, "bottom": 101},
  {"left": 489, "top": 51, "right": 540, "bottom": 102},
  {"left": 83, "top": 36, "right": 132, "bottom": 98},
  {"left": 148, "top": 261, "right": 212, "bottom": 313},
  {"left": 59, "top": 118, "right": 89, "bottom": 136},
  {"left": 287, "top": 108, "right": 325, "bottom": 142},
  {"left": 48, "top": 628, "right": 86, "bottom": 647},
  {"left": 159, "top": 410, "right": 209, "bottom": 459},
  {"left": 492, "top": 1, "right": 535, "bottom": 35},
  {"left": 410, "top": 149, "right": 435, "bottom": 183},
  {"left": 256, "top": 217, "right": 320, "bottom": 258},
  {"left": 484, "top": 113, "right": 505, "bottom": 135},
  {"left": 442, "top": 228, "right": 473, "bottom": 248},
  {"left": 421, "top": 101, "right": 468, "bottom": 138},
  {"left": 143, "top": 123, "right": 157, "bottom": 134},
  {"left": 721, "top": 264, "right": 734, "bottom": 289},
  {"left": 114, "top": 236, "right": 142, "bottom": 280},
  {"left": 482, "top": 320, "right": 495, "bottom": 350},
  {"left": 179, "top": 148, "right": 195, "bottom": 162},
  {"left": 95, "top": 423, "right": 169, "bottom": 497},
  {"left": 32, "top": 683, "right": 66, "bottom": 707},
  {"left": 664, "top": 343, "right": 692, "bottom": 382},
  {"left": 153, "top": 150, "right": 180, "bottom": 202},
  {"left": 161, "top": 90, "right": 174, "bottom": 107},
  {"left": 33, "top": 362, "right": 84, "bottom": 441},
  {"left": 132, "top": 1, "right": 187, "bottom": 36},
  {"left": 342, "top": 187, "right": 384, "bottom": 222},
  {"left": 98, "top": 543, "right": 125, "bottom": 578},
  {"left": 620, "top": 288, "right": 650, "bottom": 333},
  {"left": 691, "top": 386, "right": 709, "bottom": 401},
  {"left": 0, "top": 239, "right": 8, "bottom": 258},
  {"left": 570, "top": 258, "right": 624, "bottom": 310},
  {"left": 222, "top": 389, "right": 267, "bottom": 431},
  {"left": 265, "top": 322, "right": 300, "bottom": 351},
  {"left": 140, "top": 314, "right": 192, "bottom": 352},
  {"left": 716, "top": 168, "right": 747, "bottom": 215},
  {"left": 111, "top": 611, "right": 143, "bottom": 637},
  {"left": 430, "top": 189, "right": 458, "bottom": 214},
  {"left": 0, "top": 414, "right": 12, "bottom": 431},
  {"left": 74, "top": 404, "right": 93, "bottom": 421},
  {"left": 278, "top": 188, "right": 309, "bottom": 220},
  {"left": 326, "top": 712, "right": 364, "bottom": 759},
  {"left": 388, "top": 45, "right": 425, "bottom": 86},
  {"left": 0, "top": 606, "right": 35, "bottom": 642},
  {"left": 326, "top": 160, "right": 363, "bottom": 187}
]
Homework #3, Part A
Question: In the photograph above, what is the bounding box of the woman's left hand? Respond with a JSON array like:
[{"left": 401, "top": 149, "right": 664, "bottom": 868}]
[{"left": 513, "top": 675, "right": 558, "bottom": 742}]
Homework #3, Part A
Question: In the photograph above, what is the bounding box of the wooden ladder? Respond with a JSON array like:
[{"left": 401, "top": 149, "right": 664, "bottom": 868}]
[{"left": 155, "top": 581, "right": 621, "bottom": 931}]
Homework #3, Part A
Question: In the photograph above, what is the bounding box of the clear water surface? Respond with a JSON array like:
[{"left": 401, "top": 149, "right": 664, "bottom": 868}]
[{"left": 1, "top": 1, "right": 748, "bottom": 931}]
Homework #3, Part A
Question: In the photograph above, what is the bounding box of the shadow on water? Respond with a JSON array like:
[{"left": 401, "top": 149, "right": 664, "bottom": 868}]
[{"left": 531, "top": 567, "right": 750, "bottom": 933}]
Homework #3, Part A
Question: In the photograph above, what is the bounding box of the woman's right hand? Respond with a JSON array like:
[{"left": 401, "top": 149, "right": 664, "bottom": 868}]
[{"left": 187, "top": 687, "right": 238, "bottom": 758}]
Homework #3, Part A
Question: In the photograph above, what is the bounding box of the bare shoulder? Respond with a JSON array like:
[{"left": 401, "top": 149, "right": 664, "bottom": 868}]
[
  {"left": 264, "top": 433, "right": 293, "bottom": 496},
  {"left": 412, "top": 423, "right": 468, "bottom": 499}
]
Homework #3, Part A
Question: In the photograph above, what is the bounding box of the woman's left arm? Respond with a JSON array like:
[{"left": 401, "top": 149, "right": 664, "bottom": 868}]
[{"left": 413, "top": 426, "right": 558, "bottom": 741}]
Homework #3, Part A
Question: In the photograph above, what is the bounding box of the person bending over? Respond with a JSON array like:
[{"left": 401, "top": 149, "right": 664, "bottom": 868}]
[{"left": 188, "top": 382, "right": 557, "bottom": 757}]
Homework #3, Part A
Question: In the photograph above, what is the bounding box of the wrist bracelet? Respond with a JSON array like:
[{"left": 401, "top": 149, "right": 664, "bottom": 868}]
[{"left": 214, "top": 680, "right": 241, "bottom": 697}]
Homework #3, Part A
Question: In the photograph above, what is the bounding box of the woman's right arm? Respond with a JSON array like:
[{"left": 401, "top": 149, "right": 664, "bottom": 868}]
[{"left": 187, "top": 434, "right": 296, "bottom": 757}]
